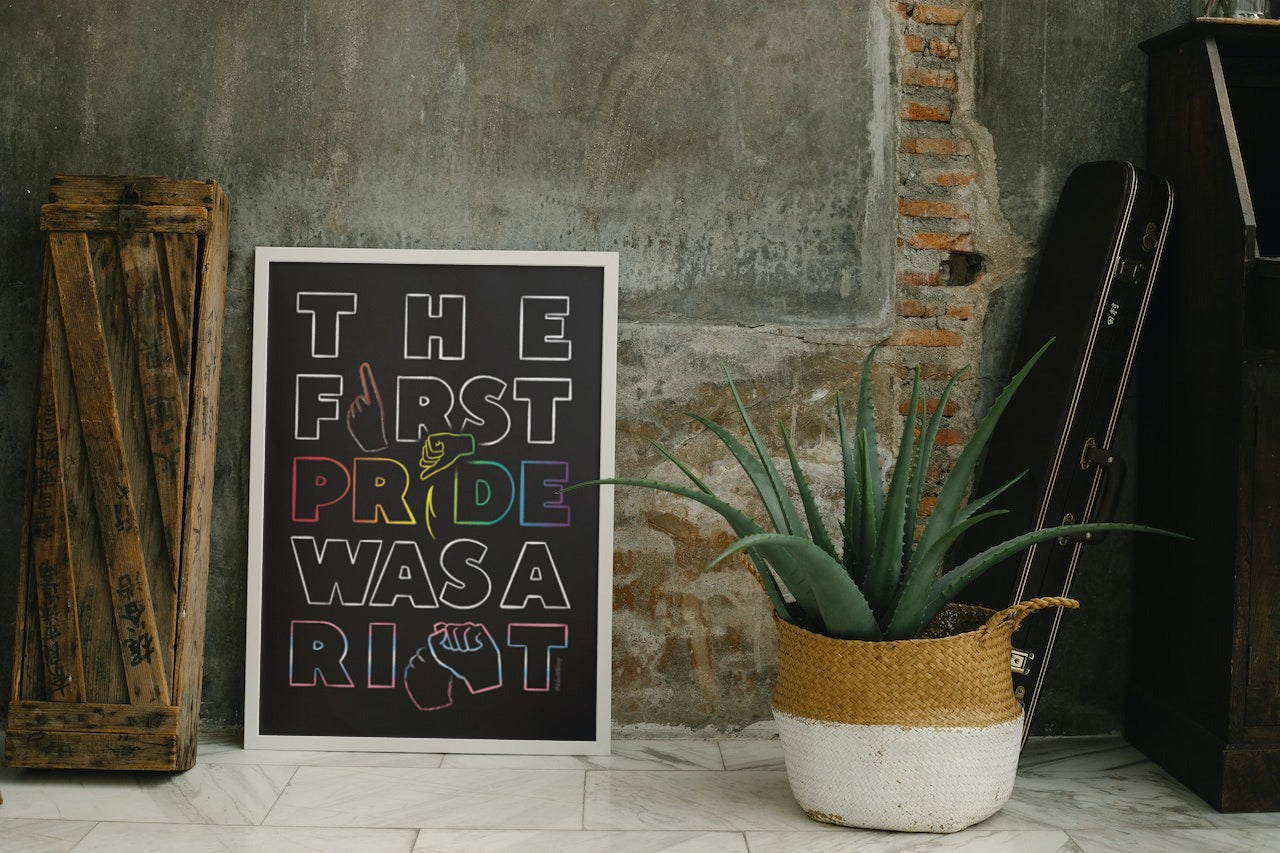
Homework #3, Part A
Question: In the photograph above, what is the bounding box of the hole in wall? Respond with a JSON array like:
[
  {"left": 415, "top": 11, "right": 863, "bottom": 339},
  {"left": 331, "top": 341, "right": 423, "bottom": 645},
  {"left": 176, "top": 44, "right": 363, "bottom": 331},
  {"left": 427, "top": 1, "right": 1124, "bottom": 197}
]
[{"left": 943, "top": 251, "right": 984, "bottom": 286}]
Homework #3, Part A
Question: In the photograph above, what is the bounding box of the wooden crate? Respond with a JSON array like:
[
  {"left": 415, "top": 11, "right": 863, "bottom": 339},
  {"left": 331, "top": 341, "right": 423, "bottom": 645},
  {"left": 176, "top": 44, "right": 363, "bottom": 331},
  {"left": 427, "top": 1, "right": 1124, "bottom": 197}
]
[{"left": 4, "top": 176, "right": 229, "bottom": 770}]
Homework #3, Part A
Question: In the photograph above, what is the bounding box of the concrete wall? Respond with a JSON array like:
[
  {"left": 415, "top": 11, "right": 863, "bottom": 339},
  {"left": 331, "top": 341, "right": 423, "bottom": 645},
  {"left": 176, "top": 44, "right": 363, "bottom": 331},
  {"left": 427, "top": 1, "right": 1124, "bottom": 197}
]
[
  {"left": 972, "top": 0, "right": 1187, "bottom": 734},
  {"left": 0, "top": 0, "right": 1192, "bottom": 735}
]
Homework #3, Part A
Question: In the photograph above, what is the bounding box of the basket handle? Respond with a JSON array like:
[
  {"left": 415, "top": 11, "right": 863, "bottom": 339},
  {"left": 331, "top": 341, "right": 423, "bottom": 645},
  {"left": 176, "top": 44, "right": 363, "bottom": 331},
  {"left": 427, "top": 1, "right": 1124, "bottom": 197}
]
[{"left": 982, "top": 596, "right": 1079, "bottom": 635}]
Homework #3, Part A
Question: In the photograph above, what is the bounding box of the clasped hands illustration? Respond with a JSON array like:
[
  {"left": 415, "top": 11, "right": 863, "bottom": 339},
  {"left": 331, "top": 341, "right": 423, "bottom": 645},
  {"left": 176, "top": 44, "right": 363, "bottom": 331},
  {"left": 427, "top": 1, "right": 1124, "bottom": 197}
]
[
  {"left": 345, "top": 361, "right": 475, "bottom": 477},
  {"left": 344, "top": 363, "right": 501, "bottom": 711},
  {"left": 404, "top": 621, "right": 503, "bottom": 712}
]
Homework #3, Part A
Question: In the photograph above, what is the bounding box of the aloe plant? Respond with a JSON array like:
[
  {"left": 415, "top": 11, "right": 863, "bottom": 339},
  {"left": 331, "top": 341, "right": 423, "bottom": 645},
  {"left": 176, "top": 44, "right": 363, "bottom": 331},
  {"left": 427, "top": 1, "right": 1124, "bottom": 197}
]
[{"left": 578, "top": 341, "right": 1179, "bottom": 641}]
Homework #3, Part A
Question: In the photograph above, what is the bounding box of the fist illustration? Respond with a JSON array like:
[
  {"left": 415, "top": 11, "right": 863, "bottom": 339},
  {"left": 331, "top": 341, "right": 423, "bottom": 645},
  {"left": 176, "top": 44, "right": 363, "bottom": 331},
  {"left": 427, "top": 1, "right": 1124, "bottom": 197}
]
[
  {"left": 404, "top": 645, "right": 455, "bottom": 711},
  {"left": 428, "top": 621, "right": 503, "bottom": 694},
  {"left": 346, "top": 362, "right": 388, "bottom": 453},
  {"left": 419, "top": 432, "right": 476, "bottom": 480}
]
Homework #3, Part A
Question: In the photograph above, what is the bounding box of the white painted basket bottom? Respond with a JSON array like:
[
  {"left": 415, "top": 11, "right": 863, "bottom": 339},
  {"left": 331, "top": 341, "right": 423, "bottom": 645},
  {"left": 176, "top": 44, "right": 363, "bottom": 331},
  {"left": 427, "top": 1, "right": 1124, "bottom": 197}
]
[{"left": 773, "top": 707, "right": 1024, "bottom": 833}]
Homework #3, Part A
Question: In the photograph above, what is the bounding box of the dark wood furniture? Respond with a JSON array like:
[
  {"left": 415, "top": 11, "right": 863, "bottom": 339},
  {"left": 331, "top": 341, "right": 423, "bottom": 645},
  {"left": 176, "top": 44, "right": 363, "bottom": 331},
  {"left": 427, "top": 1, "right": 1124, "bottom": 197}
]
[{"left": 1130, "top": 20, "right": 1280, "bottom": 812}]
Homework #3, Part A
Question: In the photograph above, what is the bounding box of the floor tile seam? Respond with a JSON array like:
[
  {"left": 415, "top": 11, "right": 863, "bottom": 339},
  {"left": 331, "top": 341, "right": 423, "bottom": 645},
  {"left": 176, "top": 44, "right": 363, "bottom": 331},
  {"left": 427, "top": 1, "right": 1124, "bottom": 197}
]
[
  {"left": 64, "top": 819, "right": 100, "bottom": 853},
  {"left": 716, "top": 741, "right": 732, "bottom": 772},
  {"left": 998, "top": 815, "right": 1220, "bottom": 832},
  {"left": 256, "top": 764, "right": 302, "bottom": 827}
]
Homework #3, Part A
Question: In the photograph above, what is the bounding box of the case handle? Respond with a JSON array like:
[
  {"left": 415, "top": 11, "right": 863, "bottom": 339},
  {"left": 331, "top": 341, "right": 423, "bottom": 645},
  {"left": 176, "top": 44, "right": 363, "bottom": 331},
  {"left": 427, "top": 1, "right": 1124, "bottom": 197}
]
[{"left": 1062, "top": 438, "right": 1126, "bottom": 545}]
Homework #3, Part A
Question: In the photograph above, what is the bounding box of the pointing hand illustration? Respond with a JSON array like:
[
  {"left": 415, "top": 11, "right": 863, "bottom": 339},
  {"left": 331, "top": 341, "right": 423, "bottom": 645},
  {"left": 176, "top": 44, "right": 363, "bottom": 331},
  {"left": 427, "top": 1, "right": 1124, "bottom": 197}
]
[
  {"left": 428, "top": 621, "right": 503, "bottom": 694},
  {"left": 346, "top": 361, "right": 388, "bottom": 452},
  {"left": 418, "top": 432, "right": 476, "bottom": 480}
]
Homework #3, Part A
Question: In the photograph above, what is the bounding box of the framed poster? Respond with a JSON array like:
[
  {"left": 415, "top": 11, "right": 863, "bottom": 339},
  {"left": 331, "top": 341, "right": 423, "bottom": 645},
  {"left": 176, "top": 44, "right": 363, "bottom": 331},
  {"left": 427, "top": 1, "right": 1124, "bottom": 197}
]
[{"left": 244, "top": 247, "right": 617, "bottom": 754}]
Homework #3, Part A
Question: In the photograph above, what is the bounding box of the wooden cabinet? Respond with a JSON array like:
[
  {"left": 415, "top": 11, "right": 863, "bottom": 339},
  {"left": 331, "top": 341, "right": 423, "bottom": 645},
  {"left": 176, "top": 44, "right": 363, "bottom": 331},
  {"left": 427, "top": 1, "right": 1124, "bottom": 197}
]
[{"left": 1130, "top": 20, "right": 1280, "bottom": 811}]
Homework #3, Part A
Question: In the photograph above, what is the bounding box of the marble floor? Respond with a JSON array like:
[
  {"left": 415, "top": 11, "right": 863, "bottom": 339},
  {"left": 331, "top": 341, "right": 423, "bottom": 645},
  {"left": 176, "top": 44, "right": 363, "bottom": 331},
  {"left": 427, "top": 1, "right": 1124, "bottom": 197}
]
[{"left": 2, "top": 735, "right": 1279, "bottom": 851}]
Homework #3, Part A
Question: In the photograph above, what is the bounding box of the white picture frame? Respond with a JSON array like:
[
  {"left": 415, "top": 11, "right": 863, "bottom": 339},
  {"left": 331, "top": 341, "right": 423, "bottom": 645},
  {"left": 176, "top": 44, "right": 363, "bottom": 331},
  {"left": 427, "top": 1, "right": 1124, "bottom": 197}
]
[{"left": 244, "top": 247, "right": 617, "bottom": 755}]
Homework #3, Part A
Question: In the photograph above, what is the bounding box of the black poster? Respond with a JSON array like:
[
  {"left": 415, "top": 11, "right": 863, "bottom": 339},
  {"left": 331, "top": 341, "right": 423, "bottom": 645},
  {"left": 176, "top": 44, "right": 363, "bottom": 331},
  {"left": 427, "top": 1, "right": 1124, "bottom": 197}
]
[{"left": 245, "top": 248, "right": 617, "bottom": 753}]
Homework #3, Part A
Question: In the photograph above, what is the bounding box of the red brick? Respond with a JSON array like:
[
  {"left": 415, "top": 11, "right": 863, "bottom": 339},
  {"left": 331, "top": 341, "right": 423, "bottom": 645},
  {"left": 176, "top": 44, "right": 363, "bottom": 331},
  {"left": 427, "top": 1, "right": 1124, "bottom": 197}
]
[
  {"left": 946, "top": 305, "right": 972, "bottom": 320},
  {"left": 933, "top": 427, "right": 966, "bottom": 446},
  {"left": 898, "top": 197, "right": 969, "bottom": 219},
  {"left": 893, "top": 2, "right": 910, "bottom": 19},
  {"left": 899, "top": 137, "right": 973, "bottom": 156},
  {"left": 913, "top": 4, "right": 967, "bottom": 26},
  {"left": 896, "top": 298, "right": 933, "bottom": 318},
  {"left": 902, "top": 67, "right": 958, "bottom": 90},
  {"left": 929, "top": 38, "right": 961, "bottom": 59},
  {"left": 918, "top": 495, "right": 938, "bottom": 517},
  {"left": 897, "top": 270, "right": 943, "bottom": 287},
  {"left": 887, "top": 328, "right": 964, "bottom": 348},
  {"left": 900, "top": 102, "right": 952, "bottom": 123},
  {"left": 903, "top": 33, "right": 927, "bottom": 53},
  {"left": 907, "top": 232, "right": 975, "bottom": 252},
  {"left": 934, "top": 170, "right": 977, "bottom": 186},
  {"left": 898, "top": 398, "right": 961, "bottom": 417},
  {"left": 912, "top": 364, "right": 969, "bottom": 381}
]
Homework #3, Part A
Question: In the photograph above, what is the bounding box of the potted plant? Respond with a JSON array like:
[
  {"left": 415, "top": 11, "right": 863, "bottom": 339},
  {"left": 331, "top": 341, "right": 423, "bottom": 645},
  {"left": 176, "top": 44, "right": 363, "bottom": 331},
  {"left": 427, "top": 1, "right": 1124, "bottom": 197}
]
[{"left": 577, "top": 341, "right": 1176, "bottom": 832}]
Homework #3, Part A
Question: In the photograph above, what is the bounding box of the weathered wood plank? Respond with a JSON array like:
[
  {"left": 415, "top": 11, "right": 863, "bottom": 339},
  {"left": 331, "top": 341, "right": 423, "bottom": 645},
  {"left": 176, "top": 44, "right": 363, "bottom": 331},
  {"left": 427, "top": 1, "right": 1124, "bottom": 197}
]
[
  {"left": 47, "top": 175, "right": 217, "bottom": 207},
  {"left": 29, "top": 339, "right": 87, "bottom": 702},
  {"left": 4, "top": 729, "right": 178, "bottom": 771},
  {"left": 7, "top": 699, "right": 178, "bottom": 731},
  {"left": 88, "top": 234, "right": 177, "bottom": 692},
  {"left": 88, "top": 235, "right": 180, "bottom": 686},
  {"left": 48, "top": 231, "right": 170, "bottom": 706},
  {"left": 11, "top": 250, "right": 52, "bottom": 706},
  {"left": 172, "top": 184, "right": 230, "bottom": 770},
  {"left": 40, "top": 204, "right": 208, "bottom": 235},
  {"left": 120, "top": 232, "right": 187, "bottom": 571},
  {"left": 161, "top": 232, "right": 198, "bottom": 392},
  {"left": 45, "top": 261, "right": 128, "bottom": 704}
]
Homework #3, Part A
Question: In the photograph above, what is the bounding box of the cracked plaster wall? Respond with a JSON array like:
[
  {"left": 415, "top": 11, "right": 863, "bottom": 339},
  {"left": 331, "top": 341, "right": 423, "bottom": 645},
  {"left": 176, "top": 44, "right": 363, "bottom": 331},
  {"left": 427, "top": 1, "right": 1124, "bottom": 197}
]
[{"left": 0, "top": 0, "right": 1193, "bottom": 734}]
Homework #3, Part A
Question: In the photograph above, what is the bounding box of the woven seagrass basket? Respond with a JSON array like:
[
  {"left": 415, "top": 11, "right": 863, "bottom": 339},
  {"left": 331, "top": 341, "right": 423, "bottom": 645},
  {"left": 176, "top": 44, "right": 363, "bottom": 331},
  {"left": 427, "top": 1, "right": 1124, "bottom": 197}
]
[{"left": 772, "top": 596, "right": 1077, "bottom": 833}]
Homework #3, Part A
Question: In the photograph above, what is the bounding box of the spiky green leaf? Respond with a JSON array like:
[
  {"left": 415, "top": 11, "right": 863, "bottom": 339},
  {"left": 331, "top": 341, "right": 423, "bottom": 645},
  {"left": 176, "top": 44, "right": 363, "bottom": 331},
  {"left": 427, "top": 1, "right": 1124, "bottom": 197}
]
[
  {"left": 779, "top": 425, "right": 839, "bottom": 563},
  {"left": 855, "top": 351, "right": 884, "bottom": 525},
  {"left": 866, "top": 368, "right": 921, "bottom": 615},
  {"left": 904, "top": 367, "right": 965, "bottom": 536},
  {"left": 566, "top": 477, "right": 800, "bottom": 622},
  {"left": 956, "top": 470, "right": 1027, "bottom": 525},
  {"left": 836, "top": 392, "right": 864, "bottom": 582},
  {"left": 919, "top": 522, "right": 1190, "bottom": 630},
  {"left": 708, "top": 532, "right": 882, "bottom": 640},
  {"left": 911, "top": 339, "right": 1054, "bottom": 580},
  {"left": 856, "top": 426, "right": 879, "bottom": 583},
  {"left": 723, "top": 371, "right": 804, "bottom": 538},
  {"left": 646, "top": 438, "right": 713, "bottom": 494},
  {"left": 881, "top": 509, "right": 1008, "bottom": 638},
  {"left": 687, "top": 414, "right": 797, "bottom": 536}
]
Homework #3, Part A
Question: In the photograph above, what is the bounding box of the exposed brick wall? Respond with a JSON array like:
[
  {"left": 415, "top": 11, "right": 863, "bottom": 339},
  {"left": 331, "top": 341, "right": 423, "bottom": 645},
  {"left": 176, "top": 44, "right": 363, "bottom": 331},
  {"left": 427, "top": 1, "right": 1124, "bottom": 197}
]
[
  {"left": 607, "top": 1, "right": 1006, "bottom": 730},
  {"left": 887, "top": 0, "right": 980, "bottom": 514}
]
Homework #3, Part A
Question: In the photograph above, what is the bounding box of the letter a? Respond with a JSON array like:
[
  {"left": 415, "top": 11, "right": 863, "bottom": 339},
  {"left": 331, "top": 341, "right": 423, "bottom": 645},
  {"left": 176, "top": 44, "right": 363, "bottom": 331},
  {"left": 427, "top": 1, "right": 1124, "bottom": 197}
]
[{"left": 500, "top": 542, "right": 569, "bottom": 609}]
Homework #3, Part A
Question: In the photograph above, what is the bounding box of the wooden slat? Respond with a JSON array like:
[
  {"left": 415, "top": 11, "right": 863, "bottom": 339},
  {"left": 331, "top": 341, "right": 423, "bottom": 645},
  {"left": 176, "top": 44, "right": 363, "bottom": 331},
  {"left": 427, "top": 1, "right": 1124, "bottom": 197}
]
[
  {"left": 4, "top": 729, "right": 178, "bottom": 771},
  {"left": 10, "top": 250, "right": 53, "bottom": 706},
  {"left": 46, "top": 263, "right": 128, "bottom": 703},
  {"left": 40, "top": 203, "right": 209, "bottom": 235},
  {"left": 120, "top": 232, "right": 187, "bottom": 571},
  {"left": 48, "top": 175, "right": 217, "bottom": 207},
  {"left": 7, "top": 699, "right": 178, "bottom": 732},
  {"left": 28, "top": 339, "right": 87, "bottom": 702},
  {"left": 48, "top": 231, "right": 170, "bottom": 706},
  {"left": 171, "top": 184, "right": 230, "bottom": 770},
  {"left": 162, "top": 232, "right": 198, "bottom": 388},
  {"left": 88, "top": 234, "right": 178, "bottom": 691}
]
